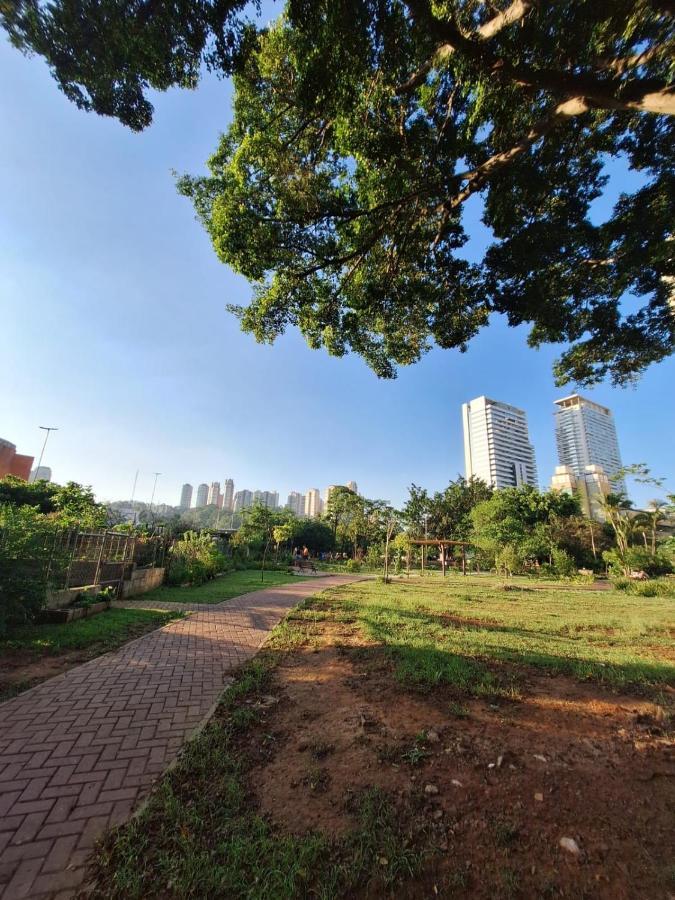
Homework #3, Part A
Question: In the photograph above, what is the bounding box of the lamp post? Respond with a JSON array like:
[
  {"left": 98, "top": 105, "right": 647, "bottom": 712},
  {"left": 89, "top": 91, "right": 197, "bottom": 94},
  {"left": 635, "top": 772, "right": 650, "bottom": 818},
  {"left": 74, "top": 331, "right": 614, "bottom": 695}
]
[
  {"left": 31, "top": 426, "right": 58, "bottom": 482},
  {"left": 149, "top": 472, "right": 161, "bottom": 524},
  {"left": 129, "top": 469, "right": 139, "bottom": 525}
]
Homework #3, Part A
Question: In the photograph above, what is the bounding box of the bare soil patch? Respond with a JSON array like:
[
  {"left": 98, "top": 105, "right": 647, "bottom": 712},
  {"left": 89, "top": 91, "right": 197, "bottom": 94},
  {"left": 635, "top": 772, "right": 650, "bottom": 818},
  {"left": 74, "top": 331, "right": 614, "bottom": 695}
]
[
  {"left": 250, "top": 621, "right": 675, "bottom": 898},
  {"left": 0, "top": 648, "right": 94, "bottom": 697}
]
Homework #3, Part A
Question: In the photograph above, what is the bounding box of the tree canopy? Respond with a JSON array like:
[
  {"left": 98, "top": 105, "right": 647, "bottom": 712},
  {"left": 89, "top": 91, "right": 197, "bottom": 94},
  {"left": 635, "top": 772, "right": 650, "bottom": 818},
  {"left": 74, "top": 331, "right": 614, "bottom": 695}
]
[
  {"left": 0, "top": 476, "right": 107, "bottom": 528},
  {"left": 4, "top": 1, "right": 674, "bottom": 384}
]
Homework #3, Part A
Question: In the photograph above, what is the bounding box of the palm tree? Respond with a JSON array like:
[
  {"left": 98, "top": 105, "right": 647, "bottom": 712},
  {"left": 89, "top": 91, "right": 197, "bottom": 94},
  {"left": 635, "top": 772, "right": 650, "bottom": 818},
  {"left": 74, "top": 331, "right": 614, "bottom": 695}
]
[
  {"left": 643, "top": 499, "right": 668, "bottom": 555},
  {"left": 597, "top": 492, "right": 634, "bottom": 575}
]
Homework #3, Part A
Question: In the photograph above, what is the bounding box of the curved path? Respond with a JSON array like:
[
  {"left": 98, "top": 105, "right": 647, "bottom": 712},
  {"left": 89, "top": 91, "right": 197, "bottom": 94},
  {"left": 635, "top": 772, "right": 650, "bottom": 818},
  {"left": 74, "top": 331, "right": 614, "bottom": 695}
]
[{"left": 0, "top": 576, "right": 357, "bottom": 899}]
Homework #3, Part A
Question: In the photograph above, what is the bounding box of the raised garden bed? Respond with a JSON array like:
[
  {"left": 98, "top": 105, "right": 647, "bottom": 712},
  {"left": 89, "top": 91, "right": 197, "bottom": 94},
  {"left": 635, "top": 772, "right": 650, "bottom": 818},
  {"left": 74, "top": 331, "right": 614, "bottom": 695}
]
[{"left": 39, "top": 600, "right": 111, "bottom": 624}]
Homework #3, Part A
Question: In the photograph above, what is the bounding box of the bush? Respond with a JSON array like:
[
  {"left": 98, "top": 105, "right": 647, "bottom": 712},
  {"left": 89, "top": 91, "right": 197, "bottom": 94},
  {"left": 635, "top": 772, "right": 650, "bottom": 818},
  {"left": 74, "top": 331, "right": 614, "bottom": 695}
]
[
  {"left": 167, "top": 531, "right": 222, "bottom": 586},
  {"left": 610, "top": 576, "right": 674, "bottom": 597},
  {"left": 0, "top": 504, "right": 55, "bottom": 636},
  {"left": 495, "top": 544, "right": 525, "bottom": 577},
  {"left": 345, "top": 559, "right": 362, "bottom": 573},
  {"left": 551, "top": 547, "right": 577, "bottom": 577},
  {"left": 364, "top": 545, "right": 382, "bottom": 569},
  {"left": 605, "top": 547, "right": 673, "bottom": 578}
]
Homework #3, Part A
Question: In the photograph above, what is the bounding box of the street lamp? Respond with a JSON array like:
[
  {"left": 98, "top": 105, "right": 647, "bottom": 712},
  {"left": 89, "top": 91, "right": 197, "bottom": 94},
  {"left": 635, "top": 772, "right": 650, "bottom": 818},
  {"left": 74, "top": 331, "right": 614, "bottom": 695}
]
[
  {"left": 31, "top": 426, "right": 58, "bottom": 482},
  {"left": 149, "top": 472, "right": 162, "bottom": 515}
]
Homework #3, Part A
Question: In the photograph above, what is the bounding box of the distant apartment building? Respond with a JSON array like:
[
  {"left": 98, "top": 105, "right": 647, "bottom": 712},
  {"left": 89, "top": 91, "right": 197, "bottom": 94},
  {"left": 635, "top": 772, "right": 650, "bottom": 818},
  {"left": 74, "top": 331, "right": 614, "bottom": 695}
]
[
  {"left": 286, "top": 491, "right": 305, "bottom": 517},
  {"left": 222, "top": 478, "right": 234, "bottom": 511},
  {"left": 0, "top": 438, "right": 34, "bottom": 481},
  {"left": 554, "top": 394, "right": 625, "bottom": 493},
  {"left": 195, "top": 483, "right": 209, "bottom": 508},
  {"left": 207, "top": 481, "right": 223, "bottom": 507},
  {"left": 29, "top": 466, "right": 52, "bottom": 483},
  {"left": 253, "top": 490, "right": 279, "bottom": 509},
  {"left": 233, "top": 489, "right": 253, "bottom": 512},
  {"left": 346, "top": 481, "right": 358, "bottom": 494},
  {"left": 462, "top": 396, "right": 538, "bottom": 489},
  {"left": 551, "top": 464, "right": 611, "bottom": 522},
  {"left": 179, "top": 483, "right": 193, "bottom": 509},
  {"left": 305, "top": 488, "right": 323, "bottom": 518}
]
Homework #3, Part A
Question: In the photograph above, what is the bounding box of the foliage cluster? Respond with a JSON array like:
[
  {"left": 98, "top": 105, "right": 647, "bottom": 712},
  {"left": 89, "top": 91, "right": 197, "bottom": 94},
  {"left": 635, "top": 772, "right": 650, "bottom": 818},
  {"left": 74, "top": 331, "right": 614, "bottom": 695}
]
[
  {"left": 166, "top": 531, "right": 228, "bottom": 586},
  {"left": 0, "top": 476, "right": 112, "bottom": 635}
]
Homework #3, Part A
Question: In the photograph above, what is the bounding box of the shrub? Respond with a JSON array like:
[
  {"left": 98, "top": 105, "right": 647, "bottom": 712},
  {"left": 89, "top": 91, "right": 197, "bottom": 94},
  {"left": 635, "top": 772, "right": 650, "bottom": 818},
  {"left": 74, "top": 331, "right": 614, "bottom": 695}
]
[
  {"left": 551, "top": 547, "right": 577, "bottom": 577},
  {"left": 345, "top": 559, "right": 362, "bottom": 573},
  {"left": 167, "top": 531, "right": 221, "bottom": 586},
  {"left": 365, "top": 545, "right": 382, "bottom": 569},
  {"left": 604, "top": 547, "right": 673, "bottom": 578},
  {"left": 495, "top": 545, "right": 525, "bottom": 577},
  {"left": 0, "top": 504, "right": 55, "bottom": 636},
  {"left": 610, "top": 576, "right": 674, "bottom": 597}
]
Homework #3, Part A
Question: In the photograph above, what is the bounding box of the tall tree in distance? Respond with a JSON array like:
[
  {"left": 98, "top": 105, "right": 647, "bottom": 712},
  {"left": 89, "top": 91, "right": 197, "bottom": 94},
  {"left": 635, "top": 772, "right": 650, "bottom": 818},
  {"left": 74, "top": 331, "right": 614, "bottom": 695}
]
[{"left": 4, "top": 1, "right": 674, "bottom": 383}]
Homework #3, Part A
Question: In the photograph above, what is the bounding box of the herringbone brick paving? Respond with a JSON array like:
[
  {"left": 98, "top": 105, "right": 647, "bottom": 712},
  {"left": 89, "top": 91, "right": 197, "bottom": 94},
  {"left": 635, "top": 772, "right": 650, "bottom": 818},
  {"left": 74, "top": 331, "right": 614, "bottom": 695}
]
[{"left": 0, "top": 576, "right": 356, "bottom": 899}]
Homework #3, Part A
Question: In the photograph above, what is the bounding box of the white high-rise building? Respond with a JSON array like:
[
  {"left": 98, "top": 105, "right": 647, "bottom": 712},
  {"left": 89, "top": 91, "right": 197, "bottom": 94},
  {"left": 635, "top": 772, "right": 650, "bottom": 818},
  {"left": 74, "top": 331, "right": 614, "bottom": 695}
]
[
  {"left": 233, "top": 490, "right": 253, "bottom": 512},
  {"left": 305, "top": 488, "right": 322, "bottom": 518},
  {"left": 462, "top": 396, "right": 538, "bottom": 489},
  {"left": 29, "top": 466, "right": 52, "bottom": 483},
  {"left": 346, "top": 481, "right": 358, "bottom": 494},
  {"left": 179, "top": 483, "right": 193, "bottom": 509},
  {"left": 554, "top": 394, "right": 625, "bottom": 493},
  {"left": 253, "top": 490, "right": 279, "bottom": 509},
  {"left": 195, "top": 483, "right": 209, "bottom": 508},
  {"left": 286, "top": 491, "right": 305, "bottom": 517},
  {"left": 222, "top": 479, "right": 234, "bottom": 511}
]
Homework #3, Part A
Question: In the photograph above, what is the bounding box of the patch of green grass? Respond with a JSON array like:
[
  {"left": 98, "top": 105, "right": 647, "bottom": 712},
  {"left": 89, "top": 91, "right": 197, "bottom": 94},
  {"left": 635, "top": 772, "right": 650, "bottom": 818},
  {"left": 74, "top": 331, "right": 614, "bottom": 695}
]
[
  {"left": 312, "top": 575, "right": 674, "bottom": 692},
  {"left": 88, "top": 646, "right": 430, "bottom": 900},
  {"left": 0, "top": 607, "right": 183, "bottom": 655},
  {"left": 145, "top": 569, "right": 310, "bottom": 605}
]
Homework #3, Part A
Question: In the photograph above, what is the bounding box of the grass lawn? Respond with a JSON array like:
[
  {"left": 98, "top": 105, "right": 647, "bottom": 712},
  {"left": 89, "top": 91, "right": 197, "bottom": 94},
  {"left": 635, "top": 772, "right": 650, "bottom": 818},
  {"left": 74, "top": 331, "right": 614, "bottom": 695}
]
[
  {"left": 0, "top": 607, "right": 184, "bottom": 701},
  {"left": 86, "top": 575, "right": 675, "bottom": 899},
  {"left": 145, "top": 568, "right": 310, "bottom": 604},
  {"left": 333, "top": 573, "right": 675, "bottom": 693}
]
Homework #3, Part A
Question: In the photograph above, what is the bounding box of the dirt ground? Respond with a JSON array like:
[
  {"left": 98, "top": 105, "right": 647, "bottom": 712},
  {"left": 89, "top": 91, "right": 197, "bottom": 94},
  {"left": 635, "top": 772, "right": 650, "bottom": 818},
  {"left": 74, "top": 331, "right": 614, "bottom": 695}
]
[
  {"left": 244, "top": 620, "right": 675, "bottom": 899},
  {"left": 0, "top": 648, "right": 94, "bottom": 699}
]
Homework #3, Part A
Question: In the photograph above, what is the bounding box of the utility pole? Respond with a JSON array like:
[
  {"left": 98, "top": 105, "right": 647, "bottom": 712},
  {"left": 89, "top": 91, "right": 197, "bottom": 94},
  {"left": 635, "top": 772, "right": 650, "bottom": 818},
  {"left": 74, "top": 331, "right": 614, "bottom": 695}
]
[{"left": 31, "top": 426, "right": 58, "bottom": 481}]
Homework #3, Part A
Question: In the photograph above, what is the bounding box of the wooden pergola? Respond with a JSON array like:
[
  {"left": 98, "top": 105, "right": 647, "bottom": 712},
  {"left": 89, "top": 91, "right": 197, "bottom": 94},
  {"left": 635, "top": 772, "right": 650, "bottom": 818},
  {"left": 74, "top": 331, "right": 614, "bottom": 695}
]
[{"left": 408, "top": 539, "right": 472, "bottom": 576}]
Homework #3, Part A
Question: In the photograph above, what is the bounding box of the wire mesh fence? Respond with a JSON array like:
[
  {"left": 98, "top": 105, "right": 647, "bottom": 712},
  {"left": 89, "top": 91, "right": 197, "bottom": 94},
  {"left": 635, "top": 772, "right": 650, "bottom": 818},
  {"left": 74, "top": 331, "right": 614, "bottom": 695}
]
[{"left": 0, "top": 525, "right": 170, "bottom": 596}]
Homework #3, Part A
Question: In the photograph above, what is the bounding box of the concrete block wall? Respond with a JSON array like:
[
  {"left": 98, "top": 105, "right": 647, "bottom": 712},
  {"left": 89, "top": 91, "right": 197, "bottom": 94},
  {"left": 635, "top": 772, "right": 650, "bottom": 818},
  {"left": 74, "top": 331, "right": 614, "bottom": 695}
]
[{"left": 121, "top": 566, "right": 165, "bottom": 598}]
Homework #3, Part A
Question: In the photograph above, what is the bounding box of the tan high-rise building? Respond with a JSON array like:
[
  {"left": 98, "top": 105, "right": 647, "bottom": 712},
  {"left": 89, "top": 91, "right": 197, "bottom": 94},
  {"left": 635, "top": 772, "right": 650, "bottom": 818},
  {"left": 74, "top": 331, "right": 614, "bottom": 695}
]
[
  {"left": 305, "top": 488, "right": 322, "bottom": 518},
  {"left": 222, "top": 478, "right": 234, "bottom": 511},
  {"left": 195, "top": 483, "right": 209, "bottom": 508},
  {"left": 207, "top": 481, "right": 222, "bottom": 507},
  {"left": 346, "top": 481, "right": 358, "bottom": 494},
  {"left": 551, "top": 464, "right": 611, "bottom": 521}
]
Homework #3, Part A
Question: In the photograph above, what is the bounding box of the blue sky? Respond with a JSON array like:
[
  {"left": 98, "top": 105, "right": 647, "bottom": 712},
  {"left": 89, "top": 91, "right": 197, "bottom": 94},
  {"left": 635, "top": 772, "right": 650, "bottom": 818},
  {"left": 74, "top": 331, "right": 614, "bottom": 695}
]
[{"left": 1, "top": 31, "right": 673, "bottom": 510}]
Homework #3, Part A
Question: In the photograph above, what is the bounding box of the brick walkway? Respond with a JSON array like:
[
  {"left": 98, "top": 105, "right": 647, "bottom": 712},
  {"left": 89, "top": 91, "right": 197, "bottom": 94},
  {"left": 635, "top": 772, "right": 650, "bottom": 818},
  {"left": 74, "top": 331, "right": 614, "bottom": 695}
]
[{"left": 0, "top": 576, "right": 355, "bottom": 899}]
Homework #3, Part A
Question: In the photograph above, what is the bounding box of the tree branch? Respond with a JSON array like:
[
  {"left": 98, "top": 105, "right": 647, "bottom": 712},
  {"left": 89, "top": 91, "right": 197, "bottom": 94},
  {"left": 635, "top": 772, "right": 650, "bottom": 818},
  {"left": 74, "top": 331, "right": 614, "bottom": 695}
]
[
  {"left": 402, "top": 0, "right": 675, "bottom": 115},
  {"left": 475, "top": 0, "right": 533, "bottom": 41},
  {"left": 397, "top": 0, "right": 532, "bottom": 92},
  {"left": 440, "top": 96, "right": 590, "bottom": 211}
]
